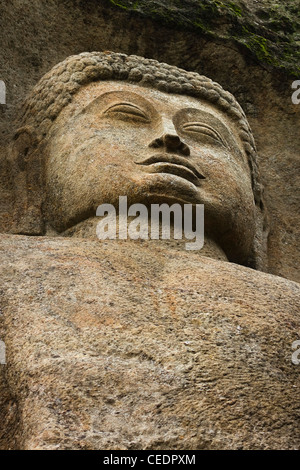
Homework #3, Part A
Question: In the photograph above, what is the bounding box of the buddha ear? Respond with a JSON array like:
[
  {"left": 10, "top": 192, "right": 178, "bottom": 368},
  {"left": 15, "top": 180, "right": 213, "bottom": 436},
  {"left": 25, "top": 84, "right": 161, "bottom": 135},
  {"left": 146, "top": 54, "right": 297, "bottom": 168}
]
[
  {"left": 248, "top": 194, "right": 269, "bottom": 272},
  {"left": 9, "top": 126, "right": 44, "bottom": 235}
]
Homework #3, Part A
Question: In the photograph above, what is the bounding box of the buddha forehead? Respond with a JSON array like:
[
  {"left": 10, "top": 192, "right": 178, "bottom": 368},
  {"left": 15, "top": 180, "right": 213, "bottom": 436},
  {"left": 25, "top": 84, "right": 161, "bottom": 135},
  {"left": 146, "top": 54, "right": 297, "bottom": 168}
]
[
  {"left": 57, "top": 80, "right": 241, "bottom": 131},
  {"left": 50, "top": 81, "right": 246, "bottom": 163}
]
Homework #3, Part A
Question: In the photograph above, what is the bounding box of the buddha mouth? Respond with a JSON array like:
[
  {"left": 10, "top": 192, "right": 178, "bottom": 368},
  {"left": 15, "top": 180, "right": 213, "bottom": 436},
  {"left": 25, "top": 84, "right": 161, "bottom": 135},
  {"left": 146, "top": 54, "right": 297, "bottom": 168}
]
[{"left": 135, "top": 154, "right": 205, "bottom": 187}]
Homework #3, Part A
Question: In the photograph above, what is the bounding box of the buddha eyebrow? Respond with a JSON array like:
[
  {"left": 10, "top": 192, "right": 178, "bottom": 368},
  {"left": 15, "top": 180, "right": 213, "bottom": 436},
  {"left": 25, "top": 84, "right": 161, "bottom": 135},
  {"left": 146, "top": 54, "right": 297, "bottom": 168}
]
[
  {"left": 77, "top": 93, "right": 154, "bottom": 118},
  {"left": 182, "top": 122, "right": 227, "bottom": 146},
  {"left": 103, "top": 102, "right": 150, "bottom": 118}
]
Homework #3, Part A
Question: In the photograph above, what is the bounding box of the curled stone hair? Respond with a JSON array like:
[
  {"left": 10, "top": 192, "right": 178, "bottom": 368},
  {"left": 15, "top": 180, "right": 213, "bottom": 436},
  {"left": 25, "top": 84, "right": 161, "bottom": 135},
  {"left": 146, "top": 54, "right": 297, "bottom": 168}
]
[{"left": 17, "top": 51, "right": 262, "bottom": 204}]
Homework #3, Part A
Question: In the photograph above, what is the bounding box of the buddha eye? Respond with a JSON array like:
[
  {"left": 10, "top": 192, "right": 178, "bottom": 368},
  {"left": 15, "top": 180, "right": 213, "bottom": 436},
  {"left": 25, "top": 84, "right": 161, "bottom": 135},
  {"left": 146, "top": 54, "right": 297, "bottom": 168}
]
[
  {"left": 103, "top": 103, "right": 150, "bottom": 122},
  {"left": 182, "top": 122, "right": 227, "bottom": 147}
]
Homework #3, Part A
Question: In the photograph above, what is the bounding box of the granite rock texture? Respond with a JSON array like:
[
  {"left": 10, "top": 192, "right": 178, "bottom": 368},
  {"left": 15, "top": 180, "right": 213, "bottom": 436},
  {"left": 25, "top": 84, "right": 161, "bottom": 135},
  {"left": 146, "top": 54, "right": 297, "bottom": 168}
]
[
  {"left": 0, "top": 0, "right": 299, "bottom": 282},
  {"left": 0, "top": 235, "right": 299, "bottom": 450},
  {"left": 0, "top": 0, "right": 299, "bottom": 451}
]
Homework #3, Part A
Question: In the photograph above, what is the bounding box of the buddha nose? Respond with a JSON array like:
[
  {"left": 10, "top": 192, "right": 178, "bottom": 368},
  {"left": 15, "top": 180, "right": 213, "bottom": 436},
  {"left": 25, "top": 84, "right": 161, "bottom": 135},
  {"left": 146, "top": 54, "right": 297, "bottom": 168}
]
[
  {"left": 149, "top": 118, "right": 190, "bottom": 156},
  {"left": 162, "top": 133, "right": 182, "bottom": 150}
]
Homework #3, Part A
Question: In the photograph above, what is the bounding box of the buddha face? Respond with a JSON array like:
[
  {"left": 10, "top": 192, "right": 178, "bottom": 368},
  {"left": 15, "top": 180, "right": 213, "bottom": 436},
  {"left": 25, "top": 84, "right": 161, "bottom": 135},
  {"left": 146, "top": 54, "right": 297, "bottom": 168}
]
[{"left": 44, "top": 81, "right": 256, "bottom": 263}]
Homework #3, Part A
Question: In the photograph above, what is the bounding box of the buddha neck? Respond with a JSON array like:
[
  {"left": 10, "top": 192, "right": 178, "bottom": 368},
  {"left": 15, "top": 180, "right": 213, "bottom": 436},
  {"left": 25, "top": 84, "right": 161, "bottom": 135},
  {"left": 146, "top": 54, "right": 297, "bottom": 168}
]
[{"left": 47, "top": 215, "right": 228, "bottom": 262}]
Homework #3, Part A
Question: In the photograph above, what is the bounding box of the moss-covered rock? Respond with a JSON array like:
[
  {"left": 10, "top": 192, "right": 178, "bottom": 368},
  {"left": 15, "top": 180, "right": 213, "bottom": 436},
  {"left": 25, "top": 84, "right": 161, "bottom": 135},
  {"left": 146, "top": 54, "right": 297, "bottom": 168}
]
[{"left": 107, "top": 0, "right": 300, "bottom": 75}]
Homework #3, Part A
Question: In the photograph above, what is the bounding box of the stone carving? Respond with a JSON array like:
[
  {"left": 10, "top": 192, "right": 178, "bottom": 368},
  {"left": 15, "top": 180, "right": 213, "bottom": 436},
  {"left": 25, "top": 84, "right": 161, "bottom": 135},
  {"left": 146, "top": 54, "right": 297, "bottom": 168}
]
[
  {"left": 10, "top": 51, "right": 267, "bottom": 269},
  {"left": 1, "top": 53, "right": 299, "bottom": 450}
]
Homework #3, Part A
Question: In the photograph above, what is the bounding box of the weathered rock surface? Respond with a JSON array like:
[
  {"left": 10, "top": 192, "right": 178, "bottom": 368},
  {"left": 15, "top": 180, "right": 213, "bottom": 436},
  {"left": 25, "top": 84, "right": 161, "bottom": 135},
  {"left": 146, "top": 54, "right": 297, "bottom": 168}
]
[
  {"left": 0, "top": 0, "right": 299, "bottom": 452},
  {"left": 108, "top": 0, "right": 300, "bottom": 75},
  {"left": 0, "top": 0, "right": 299, "bottom": 282},
  {"left": 0, "top": 234, "right": 299, "bottom": 450}
]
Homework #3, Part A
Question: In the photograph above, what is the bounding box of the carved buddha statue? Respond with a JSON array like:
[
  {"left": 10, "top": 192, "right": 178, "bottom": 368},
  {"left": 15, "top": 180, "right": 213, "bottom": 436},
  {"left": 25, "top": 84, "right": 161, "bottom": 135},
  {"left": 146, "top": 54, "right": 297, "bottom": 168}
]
[
  {"left": 10, "top": 51, "right": 267, "bottom": 269},
  {"left": 1, "top": 53, "right": 299, "bottom": 450}
]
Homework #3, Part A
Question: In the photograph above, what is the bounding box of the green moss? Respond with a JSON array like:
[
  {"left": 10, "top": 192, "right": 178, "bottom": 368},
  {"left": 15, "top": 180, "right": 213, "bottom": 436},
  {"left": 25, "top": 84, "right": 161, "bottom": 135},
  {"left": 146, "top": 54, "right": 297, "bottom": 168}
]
[
  {"left": 244, "top": 33, "right": 276, "bottom": 65},
  {"left": 107, "top": 0, "right": 300, "bottom": 75},
  {"left": 228, "top": 2, "right": 242, "bottom": 17},
  {"left": 109, "top": 0, "right": 129, "bottom": 10}
]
